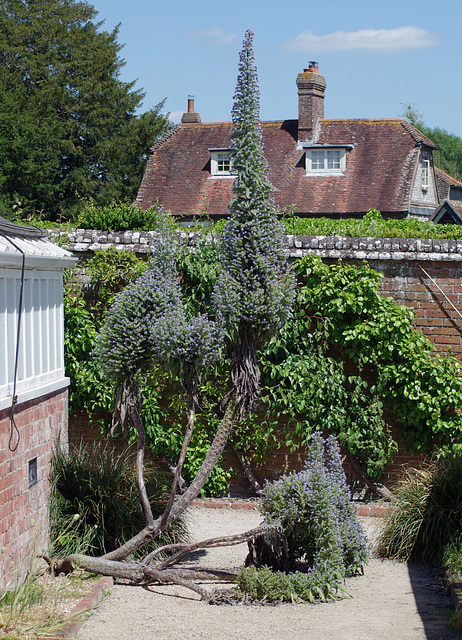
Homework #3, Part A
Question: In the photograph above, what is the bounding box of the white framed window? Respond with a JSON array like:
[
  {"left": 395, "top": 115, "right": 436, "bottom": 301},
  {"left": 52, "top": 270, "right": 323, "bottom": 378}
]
[
  {"left": 209, "top": 149, "right": 235, "bottom": 177},
  {"left": 305, "top": 147, "right": 347, "bottom": 174},
  {"left": 421, "top": 156, "right": 430, "bottom": 192},
  {"left": 217, "top": 153, "right": 231, "bottom": 174}
]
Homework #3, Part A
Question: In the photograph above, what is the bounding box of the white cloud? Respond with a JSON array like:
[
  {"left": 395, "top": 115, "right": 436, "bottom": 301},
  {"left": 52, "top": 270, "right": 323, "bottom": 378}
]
[
  {"left": 283, "top": 26, "right": 438, "bottom": 53},
  {"left": 188, "top": 27, "right": 237, "bottom": 46}
]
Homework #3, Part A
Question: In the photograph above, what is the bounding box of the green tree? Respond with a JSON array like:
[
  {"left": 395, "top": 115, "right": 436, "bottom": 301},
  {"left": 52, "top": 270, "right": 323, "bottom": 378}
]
[
  {"left": 401, "top": 103, "right": 462, "bottom": 181},
  {"left": 0, "top": 0, "right": 171, "bottom": 221}
]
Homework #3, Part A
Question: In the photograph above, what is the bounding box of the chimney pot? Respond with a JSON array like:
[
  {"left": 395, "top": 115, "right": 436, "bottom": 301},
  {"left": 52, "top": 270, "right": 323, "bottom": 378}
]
[
  {"left": 308, "top": 61, "right": 319, "bottom": 73},
  {"left": 181, "top": 95, "right": 201, "bottom": 124}
]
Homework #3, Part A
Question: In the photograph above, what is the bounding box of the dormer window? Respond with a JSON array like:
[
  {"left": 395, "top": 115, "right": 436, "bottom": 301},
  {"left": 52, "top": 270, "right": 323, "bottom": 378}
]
[
  {"left": 450, "top": 186, "right": 462, "bottom": 201},
  {"left": 303, "top": 145, "right": 351, "bottom": 175},
  {"left": 209, "top": 148, "right": 234, "bottom": 177}
]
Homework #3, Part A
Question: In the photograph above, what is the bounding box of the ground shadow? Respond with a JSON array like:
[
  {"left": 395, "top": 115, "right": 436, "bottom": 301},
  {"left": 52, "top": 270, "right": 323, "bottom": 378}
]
[{"left": 407, "top": 563, "right": 460, "bottom": 639}]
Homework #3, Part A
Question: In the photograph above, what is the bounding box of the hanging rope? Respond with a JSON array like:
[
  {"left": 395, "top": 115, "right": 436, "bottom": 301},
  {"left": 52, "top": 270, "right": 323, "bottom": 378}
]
[
  {"left": 1, "top": 233, "right": 26, "bottom": 451},
  {"left": 419, "top": 265, "right": 462, "bottom": 320}
]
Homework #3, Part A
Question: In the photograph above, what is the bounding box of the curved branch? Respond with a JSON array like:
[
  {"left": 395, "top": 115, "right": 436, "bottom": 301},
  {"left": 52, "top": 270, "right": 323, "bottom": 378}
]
[
  {"left": 161, "top": 391, "right": 195, "bottom": 529},
  {"left": 128, "top": 403, "right": 154, "bottom": 527},
  {"left": 231, "top": 442, "right": 263, "bottom": 496},
  {"left": 100, "top": 391, "right": 240, "bottom": 561},
  {"left": 156, "top": 523, "right": 276, "bottom": 570}
]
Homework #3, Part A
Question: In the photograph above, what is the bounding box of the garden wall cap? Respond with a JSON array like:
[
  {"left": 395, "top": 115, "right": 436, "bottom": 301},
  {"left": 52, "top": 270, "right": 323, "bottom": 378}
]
[{"left": 47, "top": 229, "right": 462, "bottom": 263}]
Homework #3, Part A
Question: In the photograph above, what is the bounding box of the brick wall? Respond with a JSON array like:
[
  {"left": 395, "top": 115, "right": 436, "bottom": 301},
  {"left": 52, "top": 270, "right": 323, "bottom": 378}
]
[
  {"left": 0, "top": 390, "right": 68, "bottom": 589},
  {"left": 52, "top": 230, "right": 462, "bottom": 495},
  {"left": 377, "top": 259, "right": 462, "bottom": 355}
]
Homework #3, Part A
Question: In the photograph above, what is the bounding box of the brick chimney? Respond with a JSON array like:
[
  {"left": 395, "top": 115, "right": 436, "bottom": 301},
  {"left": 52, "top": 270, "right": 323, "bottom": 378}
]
[
  {"left": 181, "top": 95, "right": 201, "bottom": 124},
  {"left": 296, "top": 62, "right": 326, "bottom": 141}
]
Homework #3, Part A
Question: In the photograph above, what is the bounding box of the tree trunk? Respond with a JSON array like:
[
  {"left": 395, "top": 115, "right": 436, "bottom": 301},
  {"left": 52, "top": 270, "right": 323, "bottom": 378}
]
[{"left": 58, "top": 391, "right": 240, "bottom": 568}]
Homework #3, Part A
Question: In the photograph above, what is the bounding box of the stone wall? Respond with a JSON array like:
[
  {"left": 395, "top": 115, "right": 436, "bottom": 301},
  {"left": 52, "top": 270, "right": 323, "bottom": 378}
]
[
  {"left": 0, "top": 390, "right": 68, "bottom": 589},
  {"left": 50, "top": 229, "right": 462, "bottom": 358}
]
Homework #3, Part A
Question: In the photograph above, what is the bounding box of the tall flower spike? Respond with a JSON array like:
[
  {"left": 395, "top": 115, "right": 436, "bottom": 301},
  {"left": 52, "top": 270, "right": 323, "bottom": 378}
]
[{"left": 214, "top": 29, "right": 295, "bottom": 416}]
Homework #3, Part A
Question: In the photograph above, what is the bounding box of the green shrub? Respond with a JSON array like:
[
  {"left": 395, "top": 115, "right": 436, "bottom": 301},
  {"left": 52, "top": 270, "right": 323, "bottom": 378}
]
[
  {"left": 49, "top": 442, "right": 189, "bottom": 558},
  {"left": 76, "top": 201, "right": 177, "bottom": 231},
  {"left": 376, "top": 456, "right": 462, "bottom": 566},
  {"left": 236, "top": 433, "right": 368, "bottom": 602},
  {"left": 286, "top": 208, "right": 462, "bottom": 240}
]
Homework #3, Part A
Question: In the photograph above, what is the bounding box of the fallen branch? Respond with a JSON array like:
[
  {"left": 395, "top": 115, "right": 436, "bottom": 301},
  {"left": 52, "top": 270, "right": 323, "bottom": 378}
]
[
  {"left": 56, "top": 523, "right": 277, "bottom": 602},
  {"left": 155, "top": 523, "right": 276, "bottom": 570}
]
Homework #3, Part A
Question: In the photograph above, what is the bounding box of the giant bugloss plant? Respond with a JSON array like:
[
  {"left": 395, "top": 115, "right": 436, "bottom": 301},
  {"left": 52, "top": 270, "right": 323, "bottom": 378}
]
[
  {"left": 214, "top": 29, "right": 294, "bottom": 416},
  {"left": 57, "top": 31, "right": 294, "bottom": 596},
  {"left": 94, "top": 226, "right": 221, "bottom": 390},
  {"left": 237, "top": 433, "right": 368, "bottom": 602}
]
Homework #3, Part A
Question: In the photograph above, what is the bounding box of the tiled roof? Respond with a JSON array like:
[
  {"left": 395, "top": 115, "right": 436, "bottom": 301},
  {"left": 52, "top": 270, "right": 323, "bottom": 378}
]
[
  {"left": 435, "top": 166, "right": 462, "bottom": 195},
  {"left": 135, "top": 118, "right": 437, "bottom": 218}
]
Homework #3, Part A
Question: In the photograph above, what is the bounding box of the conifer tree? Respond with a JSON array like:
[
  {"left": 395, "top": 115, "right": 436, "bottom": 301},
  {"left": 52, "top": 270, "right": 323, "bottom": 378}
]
[{"left": 0, "top": 0, "right": 171, "bottom": 220}]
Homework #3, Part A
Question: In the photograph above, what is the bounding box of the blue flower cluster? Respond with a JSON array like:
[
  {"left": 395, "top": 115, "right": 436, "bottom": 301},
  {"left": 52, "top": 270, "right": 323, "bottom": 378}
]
[
  {"left": 94, "top": 224, "right": 222, "bottom": 387},
  {"left": 214, "top": 30, "right": 294, "bottom": 346},
  {"left": 258, "top": 432, "right": 369, "bottom": 588}
]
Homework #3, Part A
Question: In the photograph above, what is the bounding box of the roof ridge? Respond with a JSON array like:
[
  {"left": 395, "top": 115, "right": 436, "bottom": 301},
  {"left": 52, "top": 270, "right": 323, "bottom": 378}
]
[
  {"left": 400, "top": 120, "right": 436, "bottom": 148},
  {"left": 321, "top": 117, "right": 404, "bottom": 122},
  {"left": 435, "top": 166, "right": 462, "bottom": 187},
  {"left": 149, "top": 125, "right": 182, "bottom": 152}
]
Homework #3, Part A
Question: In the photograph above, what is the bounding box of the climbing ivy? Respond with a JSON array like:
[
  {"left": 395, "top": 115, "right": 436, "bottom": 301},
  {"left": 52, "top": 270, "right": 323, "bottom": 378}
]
[
  {"left": 64, "top": 243, "right": 462, "bottom": 491},
  {"left": 268, "top": 255, "right": 462, "bottom": 471}
]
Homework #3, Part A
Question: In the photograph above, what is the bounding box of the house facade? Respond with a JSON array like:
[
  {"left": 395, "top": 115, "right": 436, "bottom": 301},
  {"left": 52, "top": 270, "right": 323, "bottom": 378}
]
[
  {"left": 0, "top": 217, "right": 77, "bottom": 588},
  {"left": 136, "top": 62, "right": 462, "bottom": 222}
]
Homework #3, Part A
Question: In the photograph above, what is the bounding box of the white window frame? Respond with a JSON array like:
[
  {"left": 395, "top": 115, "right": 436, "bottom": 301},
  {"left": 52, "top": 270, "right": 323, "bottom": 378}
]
[
  {"left": 209, "top": 150, "right": 235, "bottom": 178},
  {"left": 305, "top": 147, "right": 347, "bottom": 175},
  {"left": 421, "top": 156, "right": 430, "bottom": 192}
]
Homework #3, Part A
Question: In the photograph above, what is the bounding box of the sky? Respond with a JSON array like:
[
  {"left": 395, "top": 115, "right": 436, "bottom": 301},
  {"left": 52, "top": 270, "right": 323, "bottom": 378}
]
[{"left": 89, "top": 0, "right": 461, "bottom": 137}]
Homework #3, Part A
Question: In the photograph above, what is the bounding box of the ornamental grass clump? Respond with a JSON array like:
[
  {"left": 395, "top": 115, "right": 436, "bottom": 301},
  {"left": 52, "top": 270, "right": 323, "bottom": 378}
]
[
  {"left": 376, "top": 456, "right": 462, "bottom": 567},
  {"left": 49, "top": 442, "right": 189, "bottom": 558},
  {"left": 237, "top": 433, "right": 369, "bottom": 603}
]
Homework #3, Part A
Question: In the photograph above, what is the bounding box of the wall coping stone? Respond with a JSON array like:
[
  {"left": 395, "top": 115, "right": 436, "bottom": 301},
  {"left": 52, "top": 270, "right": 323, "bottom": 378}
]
[{"left": 47, "top": 229, "right": 462, "bottom": 262}]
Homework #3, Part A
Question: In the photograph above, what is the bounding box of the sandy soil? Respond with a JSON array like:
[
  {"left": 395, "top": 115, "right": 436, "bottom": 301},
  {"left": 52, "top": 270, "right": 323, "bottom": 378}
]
[{"left": 77, "top": 506, "right": 460, "bottom": 640}]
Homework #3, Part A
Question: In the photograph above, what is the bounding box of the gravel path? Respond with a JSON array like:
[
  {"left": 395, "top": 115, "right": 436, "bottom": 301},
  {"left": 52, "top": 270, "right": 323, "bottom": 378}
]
[{"left": 77, "top": 507, "right": 460, "bottom": 640}]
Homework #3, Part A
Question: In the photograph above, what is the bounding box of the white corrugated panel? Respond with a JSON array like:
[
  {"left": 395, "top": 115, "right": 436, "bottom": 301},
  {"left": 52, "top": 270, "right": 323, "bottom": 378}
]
[{"left": 0, "top": 268, "right": 66, "bottom": 401}]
